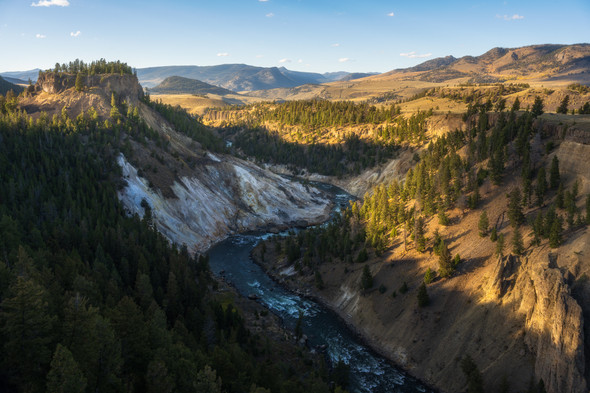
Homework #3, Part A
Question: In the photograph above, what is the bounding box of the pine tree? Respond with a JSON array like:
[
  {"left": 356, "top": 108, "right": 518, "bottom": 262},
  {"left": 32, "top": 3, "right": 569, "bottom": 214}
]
[
  {"left": 438, "top": 208, "right": 450, "bottom": 226},
  {"left": 549, "top": 217, "right": 562, "bottom": 248},
  {"left": 414, "top": 216, "right": 426, "bottom": 252},
  {"left": 438, "top": 239, "right": 453, "bottom": 277},
  {"left": 417, "top": 283, "right": 430, "bottom": 307},
  {"left": 461, "top": 355, "right": 485, "bottom": 393},
  {"left": 360, "top": 265, "right": 373, "bottom": 290},
  {"left": 512, "top": 226, "right": 524, "bottom": 255},
  {"left": 490, "top": 226, "right": 498, "bottom": 242},
  {"left": 532, "top": 96, "right": 544, "bottom": 118},
  {"left": 535, "top": 167, "right": 547, "bottom": 206},
  {"left": 87, "top": 315, "right": 122, "bottom": 393},
  {"left": 478, "top": 210, "right": 489, "bottom": 237},
  {"left": 557, "top": 95, "right": 570, "bottom": 114},
  {"left": 507, "top": 188, "right": 525, "bottom": 227},
  {"left": 195, "top": 366, "right": 223, "bottom": 393},
  {"left": 556, "top": 183, "right": 565, "bottom": 209},
  {"left": 533, "top": 212, "right": 544, "bottom": 245},
  {"left": 146, "top": 359, "right": 174, "bottom": 393},
  {"left": 75, "top": 72, "right": 84, "bottom": 92},
  {"left": 1, "top": 276, "right": 56, "bottom": 388},
  {"left": 399, "top": 281, "right": 409, "bottom": 294},
  {"left": 110, "top": 92, "right": 120, "bottom": 120},
  {"left": 496, "top": 233, "right": 505, "bottom": 257},
  {"left": 511, "top": 97, "right": 521, "bottom": 112},
  {"left": 550, "top": 156, "right": 560, "bottom": 189},
  {"left": 489, "top": 148, "right": 504, "bottom": 185},
  {"left": 424, "top": 268, "right": 434, "bottom": 284},
  {"left": 46, "top": 344, "right": 87, "bottom": 393}
]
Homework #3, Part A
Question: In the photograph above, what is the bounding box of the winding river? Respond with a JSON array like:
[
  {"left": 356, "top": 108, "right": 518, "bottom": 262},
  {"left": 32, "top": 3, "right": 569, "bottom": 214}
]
[{"left": 207, "top": 185, "right": 432, "bottom": 393}]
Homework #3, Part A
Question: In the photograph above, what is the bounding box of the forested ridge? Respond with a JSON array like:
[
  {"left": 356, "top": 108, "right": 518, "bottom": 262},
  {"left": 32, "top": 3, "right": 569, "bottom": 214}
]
[
  {"left": 146, "top": 97, "right": 226, "bottom": 153},
  {"left": 267, "top": 99, "right": 590, "bottom": 295},
  {"left": 219, "top": 101, "right": 431, "bottom": 176},
  {"left": 0, "top": 84, "right": 338, "bottom": 393}
]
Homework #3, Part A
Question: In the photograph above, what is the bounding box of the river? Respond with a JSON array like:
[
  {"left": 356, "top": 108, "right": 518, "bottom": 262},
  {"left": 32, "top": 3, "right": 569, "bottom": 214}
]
[{"left": 207, "top": 185, "right": 432, "bottom": 393}]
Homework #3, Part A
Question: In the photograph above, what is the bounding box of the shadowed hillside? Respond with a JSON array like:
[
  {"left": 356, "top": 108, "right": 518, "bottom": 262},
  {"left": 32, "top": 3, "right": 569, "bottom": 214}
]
[{"left": 149, "top": 76, "right": 236, "bottom": 96}]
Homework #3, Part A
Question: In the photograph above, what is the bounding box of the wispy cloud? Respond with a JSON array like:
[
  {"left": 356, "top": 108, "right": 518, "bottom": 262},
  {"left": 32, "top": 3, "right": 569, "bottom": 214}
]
[
  {"left": 36, "top": 33, "right": 46, "bottom": 39},
  {"left": 497, "top": 13, "right": 524, "bottom": 20},
  {"left": 400, "top": 51, "right": 432, "bottom": 59},
  {"left": 339, "top": 58, "right": 352, "bottom": 63},
  {"left": 331, "top": 43, "right": 340, "bottom": 47},
  {"left": 265, "top": 12, "right": 274, "bottom": 17},
  {"left": 297, "top": 59, "right": 303, "bottom": 63},
  {"left": 279, "top": 58, "right": 291, "bottom": 63},
  {"left": 70, "top": 30, "right": 81, "bottom": 37},
  {"left": 31, "top": 0, "right": 69, "bottom": 7},
  {"left": 256, "top": 54, "right": 264, "bottom": 58},
  {"left": 217, "top": 52, "right": 229, "bottom": 57},
  {"left": 258, "top": 0, "right": 269, "bottom": 2},
  {"left": 387, "top": 12, "right": 394, "bottom": 17}
]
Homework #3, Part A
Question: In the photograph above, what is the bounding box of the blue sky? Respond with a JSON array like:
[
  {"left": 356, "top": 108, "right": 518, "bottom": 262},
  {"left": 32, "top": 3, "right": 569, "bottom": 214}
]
[{"left": 1, "top": 0, "right": 589, "bottom": 73}]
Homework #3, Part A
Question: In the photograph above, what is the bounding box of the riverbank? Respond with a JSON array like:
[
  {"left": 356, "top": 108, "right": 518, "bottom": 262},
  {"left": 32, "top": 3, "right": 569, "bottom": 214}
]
[
  {"left": 207, "top": 231, "right": 431, "bottom": 392},
  {"left": 250, "top": 242, "right": 439, "bottom": 393}
]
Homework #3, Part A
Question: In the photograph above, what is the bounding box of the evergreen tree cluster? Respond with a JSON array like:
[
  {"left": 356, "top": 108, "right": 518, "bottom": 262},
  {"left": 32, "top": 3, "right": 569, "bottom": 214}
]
[
  {"left": 45, "top": 59, "right": 134, "bottom": 76},
  {"left": 270, "top": 100, "right": 590, "bottom": 293},
  {"left": 147, "top": 98, "right": 226, "bottom": 153},
  {"left": 229, "top": 126, "right": 398, "bottom": 176},
  {"left": 0, "top": 95, "right": 334, "bottom": 393},
  {"left": 247, "top": 100, "right": 406, "bottom": 129},
  {"left": 219, "top": 102, "right": 431, "bottom": 176}
]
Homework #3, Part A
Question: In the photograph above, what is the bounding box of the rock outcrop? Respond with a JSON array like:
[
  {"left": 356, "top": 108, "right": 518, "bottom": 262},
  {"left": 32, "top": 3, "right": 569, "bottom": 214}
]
[
  {"left": 36, "top": 72, "right": 144, "bottom": 101},
  {"left": 489, "top": 253, "right": 587, "bottom": 393}
]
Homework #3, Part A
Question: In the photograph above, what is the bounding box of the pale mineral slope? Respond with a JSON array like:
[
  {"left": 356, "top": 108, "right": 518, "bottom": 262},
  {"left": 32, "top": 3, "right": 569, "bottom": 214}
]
[{"left": 117, "top": 153, "right": 331, "bottom": 253}]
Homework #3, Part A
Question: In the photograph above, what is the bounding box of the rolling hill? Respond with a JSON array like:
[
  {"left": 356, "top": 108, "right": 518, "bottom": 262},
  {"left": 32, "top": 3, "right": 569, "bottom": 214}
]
[
  {"left": 0, "top": 75, "right": 24, "bottom": 95},
  {"left": 149, "top": 76, "right": 236, "bottom": 96}
]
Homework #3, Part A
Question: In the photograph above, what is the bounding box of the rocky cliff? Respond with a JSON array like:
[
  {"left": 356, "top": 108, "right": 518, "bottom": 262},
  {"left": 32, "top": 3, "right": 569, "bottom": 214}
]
[
  {"left": 36, "top": 72, "right": 144, "bottom": 100},
  {"left": 20, "top": 72, "right": 144, "bottom": 121},
  {"left": 256, "top": 123, "right": 590, "bottom": 393},
  {"left": 117, "top": 153, "right": 330, "bottom": 253}
]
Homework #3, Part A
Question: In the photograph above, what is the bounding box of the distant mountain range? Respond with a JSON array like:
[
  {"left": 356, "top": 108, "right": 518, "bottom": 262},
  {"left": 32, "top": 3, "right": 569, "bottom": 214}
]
[
  {"left": 390, "top": 43, "right": 590, "bottom": 83},
  {"left": 0, "top": 69, "right": 41, "bottom": 84},
  {"left": 136, "top": 64, "right": 377, "bottom": 92}
]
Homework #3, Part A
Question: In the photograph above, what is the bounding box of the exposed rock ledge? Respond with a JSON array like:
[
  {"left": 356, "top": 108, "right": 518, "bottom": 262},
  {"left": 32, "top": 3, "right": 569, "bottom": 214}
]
[
  {"left": 265, "top": 148, "right": 415, "bottom": 198},
  {"left": 257, "top": 241, "right": 589, "bottom": 393},
  {"left": 117, "top": 154, "right": 331, "bottom": 253}
]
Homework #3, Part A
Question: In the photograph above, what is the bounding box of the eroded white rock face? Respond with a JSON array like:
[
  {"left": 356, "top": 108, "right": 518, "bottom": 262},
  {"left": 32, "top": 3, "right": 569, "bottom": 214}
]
[{"left": 117, "top": 154, "right": 331, "bottom": 253}]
